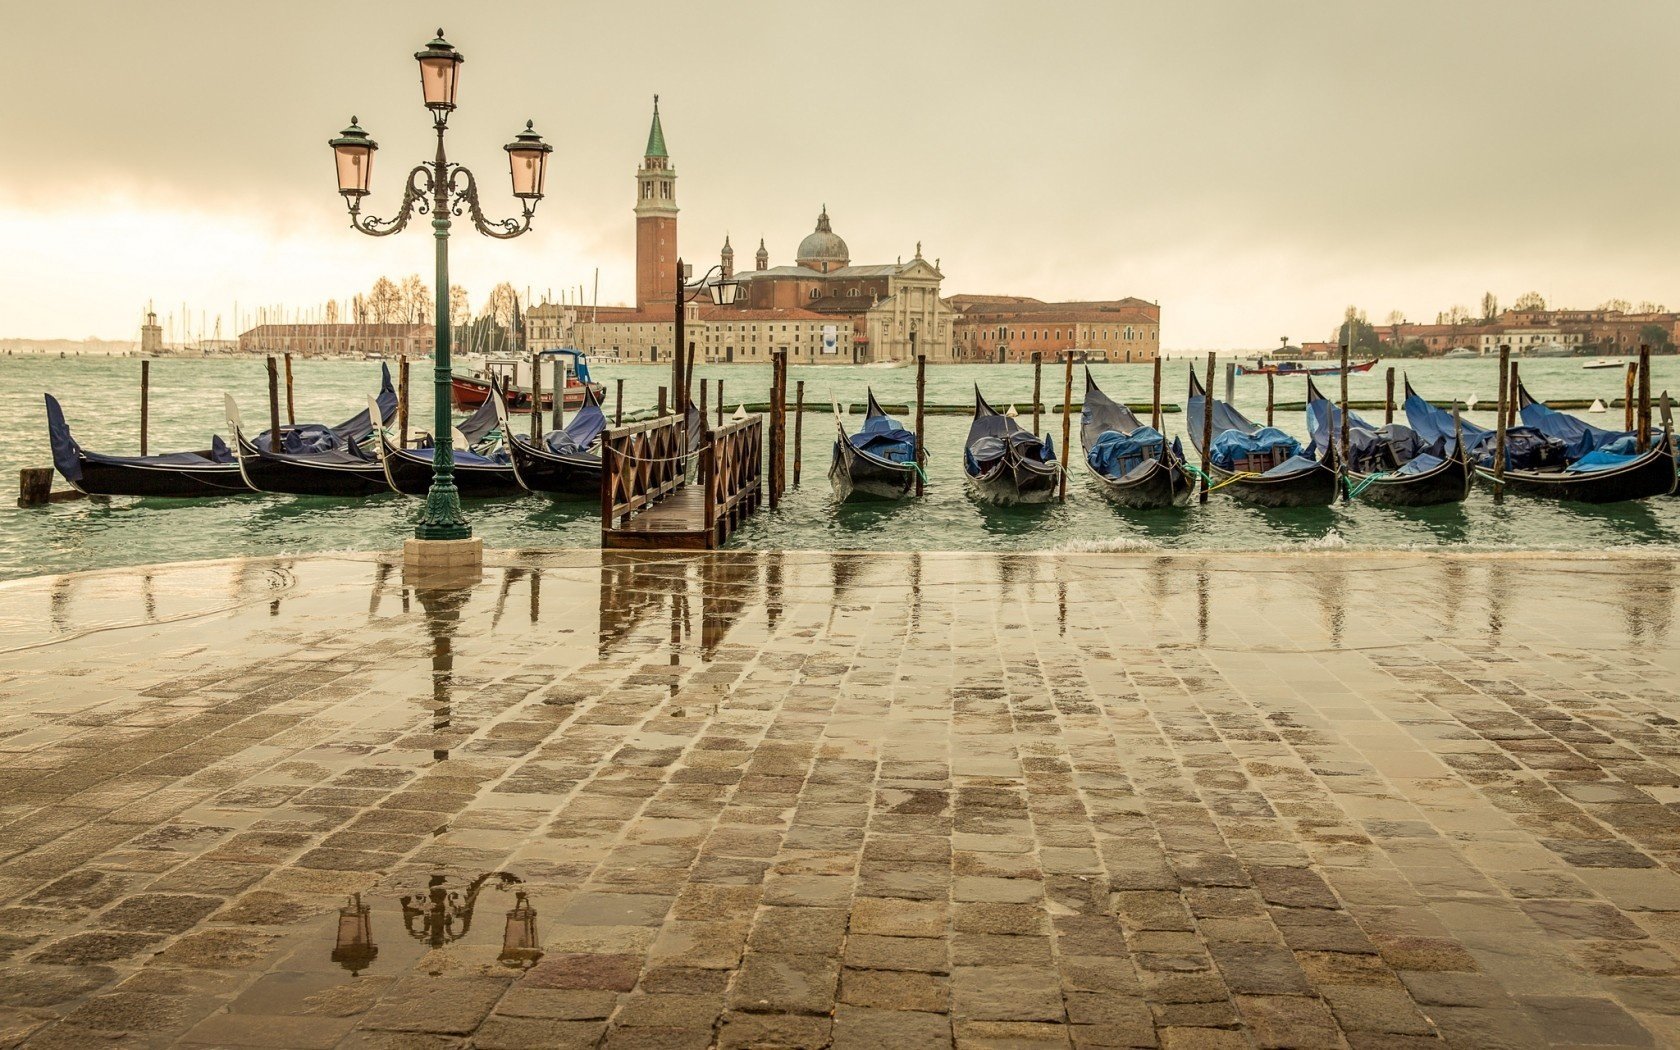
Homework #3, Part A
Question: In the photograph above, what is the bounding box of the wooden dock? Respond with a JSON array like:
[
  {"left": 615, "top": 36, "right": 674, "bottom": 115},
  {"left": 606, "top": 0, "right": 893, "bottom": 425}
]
[{"left": 601, "top": 411, "right": 764, "bottom": 551}]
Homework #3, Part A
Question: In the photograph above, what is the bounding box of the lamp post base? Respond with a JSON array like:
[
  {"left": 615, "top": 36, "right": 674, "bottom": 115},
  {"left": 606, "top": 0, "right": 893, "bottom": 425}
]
[{"left": 403, "top": 536, "right": 483, "bottom": 578}]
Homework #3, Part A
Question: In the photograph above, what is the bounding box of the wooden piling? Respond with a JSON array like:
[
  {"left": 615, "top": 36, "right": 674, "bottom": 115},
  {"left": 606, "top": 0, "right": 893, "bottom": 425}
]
[
  {"left": 1224, "top": 361, "right": 1236, "bottom": 406},
  {"left": 139, "top": 359, "right": 150, "bottom": 456},
  {"left": 1384, "top": 366, "right": 1395, "bottom": 425},
  {"left": 399, "top": 356, "right": 411, "bottom": 448},
  {"left": 19, "top": 468, "right": 52, "bottom": 507},
  {"left": 717, "top": 379, "right": 725, "bottom": 426},
  {"left": 266, "top": 356, "right": 281, "bottom": 453},
  {"left": 915, "top": 354, "right": 927, "bottom": 497},
  {"left": 1266, "top": 372, "right": 1275, "bottom": 426},
  {"left": 553, "top": 357, "right": 565, "bottom": 431},
  {"left": 1625, "top": 362, "right": 1637, "bottom": 432},
  {"left": 684, "top": 341, "right": 697, "bottom": 413},
  {"left": 698, "top": 379, "right": 709, "bottom": 431},
  {"left": 1031, "top": 352, "right": 1043, "bottom": 432},
  {"left": 1339, "top": 338, "right": 1351, "bottom": 503},
  {"left": 616, "top": 377, "right": 625, "bottom": 426},
  {"left": 793, "top": 380, "right": 805, "bottom": 488},
  {"left": 769, "top": 351, "right": 787, "bottom": 508},
  {"left": 657, "top": 386, "right": 668, "bottom": 418},
  {"left": 1492, "top": 345, "right": 1509, "bottom": 501},
  {"left": 529, "top": 352, "right": 542, "bottom": 441},
  {"left": 1200, "top": 352, "right": 1215, "bottom": 504},
  {"left": 283, "top": 352, "right": 296, "bottom": 425},
  {"left": 1059, "top": 352, "right": 1073, "bottom": 502},
  {"left": 1151, "top": 357, "right": 1163, "bottom": 431},
  {"left": 1638, "top": 344, "right": 1653, "bottom": 451}
]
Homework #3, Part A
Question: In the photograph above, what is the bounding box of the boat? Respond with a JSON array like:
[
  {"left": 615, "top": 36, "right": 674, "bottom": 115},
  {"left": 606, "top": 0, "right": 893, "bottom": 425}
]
[
  {"left": 1079, "top": 369, "right": 1191, "bottom": 509},
  {"left": 963, "top": 387, "right": 1061, "bottom": 505},
  {"left": 1514, "top": 377, "right": 1678, "bottom": 499},
  {"left": 496, "top": 382, "right": 607, "bottom": 498},
  {"left": 1233, "top": 358, "right": 1378, "bottom": 377},
  {"left": 224, "top": 366, "right": 407, "bottom": 497},
  {"left": 1405, "top": 378, "right": 1674, "bottom": 504},
  {"left": 452, "top": 348, "right": 605, "bottom": 410},
  {"left": 1185, "top": 369, "right": 1338, "bottom": 507},
  {"left": 369, "top": 394, "right": 525, "bottom": 499},
  {"left": 1303, "top": 377, "right": 1471, "bottom": 506},
  {"left": 44, "top": 394, "right": 248, "bottom": 498},
  {"left": 1442, "top": 347, "right": 1480, "bottom": 360},
  {"left": 830, "top": 389, "right": 919, "bottom": 502},
  {"left": 1583, "top": 358, "right": 1631, "bottom": 370}
]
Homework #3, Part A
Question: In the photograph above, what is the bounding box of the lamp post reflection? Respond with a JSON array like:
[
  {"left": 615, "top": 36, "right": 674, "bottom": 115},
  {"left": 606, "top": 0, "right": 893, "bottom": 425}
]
[
  {"left": 415, "top": 583, "right": 473, "bottom": 762},
  {"left": 499, "top": 889, "right": 543, "bottom": 970},
  {"left": 400, "top": 871, "right": 521, "bottom": 950},
  {"left": 331, "top": 893, "right": 378, "bottom": 975}
]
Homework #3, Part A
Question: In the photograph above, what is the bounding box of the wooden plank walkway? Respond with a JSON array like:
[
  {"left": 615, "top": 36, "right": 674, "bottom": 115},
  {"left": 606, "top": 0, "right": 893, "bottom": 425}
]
[{"left": 602, "top": 486, "right": 714, "bottom": 550}]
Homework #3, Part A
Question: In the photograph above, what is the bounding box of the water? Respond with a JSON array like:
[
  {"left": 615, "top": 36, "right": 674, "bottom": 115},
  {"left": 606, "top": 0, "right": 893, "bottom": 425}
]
[{"left": 3, "top": 352, "right": 1678, "bottom": 581}]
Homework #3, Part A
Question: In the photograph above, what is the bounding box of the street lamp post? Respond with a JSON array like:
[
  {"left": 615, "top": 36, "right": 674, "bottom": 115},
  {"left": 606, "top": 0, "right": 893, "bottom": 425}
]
[
  {"left": 672, "top": 258, "right": 741, "bottom": 417},
  {"left": 329, "top": 29, "right": 551, "bottom": 545}
]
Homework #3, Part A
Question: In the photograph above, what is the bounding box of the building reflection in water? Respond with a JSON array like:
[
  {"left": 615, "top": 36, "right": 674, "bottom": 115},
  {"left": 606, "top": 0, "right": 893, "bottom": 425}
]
[{"left": 331, "top": 893, "right": 378, "bottom": 975}]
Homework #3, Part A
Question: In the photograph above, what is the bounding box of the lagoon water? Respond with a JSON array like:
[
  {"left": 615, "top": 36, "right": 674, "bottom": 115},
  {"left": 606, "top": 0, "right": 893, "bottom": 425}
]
[{"left": 3, "top": 353, "right": 1678, "bottom": 581}]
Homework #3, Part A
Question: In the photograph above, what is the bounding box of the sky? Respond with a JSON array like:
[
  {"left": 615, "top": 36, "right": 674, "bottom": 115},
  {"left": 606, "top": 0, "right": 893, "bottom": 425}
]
[{"left": 6, "top": 1, "right": 1680, "bottom": 349}]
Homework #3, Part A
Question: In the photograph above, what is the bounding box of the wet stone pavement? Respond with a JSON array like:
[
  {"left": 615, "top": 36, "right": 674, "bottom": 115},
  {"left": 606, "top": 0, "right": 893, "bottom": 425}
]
[{"left": 0, "top": 550, "right": 1679, "bottom": 1049}]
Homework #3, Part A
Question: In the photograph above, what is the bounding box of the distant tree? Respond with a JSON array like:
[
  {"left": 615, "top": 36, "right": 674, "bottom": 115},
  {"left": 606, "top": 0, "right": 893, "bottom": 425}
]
[
  {"left": 1513, "top": 291, "right": 1546, "bottom": 311},
  {"left": 1446, "top": 304, "right": 1471, "bottom": 326},
  {"left": 1638, "top": 323, "right": 1675, "bottom": 352},
  {"left": 351, "top": 294, "right": 368, "bottom": 325},
  {"left": 1599, "top": 298, "right": 1632, "bottom": 313},
  {"left": 1636, "top": 301, "right": 1667, "bottom": 315},
  {"left": 482, "top": 282, "right": 520, "bottom": 328},
  {"left": 1335, "top": 307, "right": 1380, "bottom": 353},
  {"left": 324, "top": 299, "right": 340, "bottom": 325},
  {"left": 448, "top": 285, "right": 471, "bottom": 328},
  {"left": 399, "top": 274, "right": 433, "bottom": 324},
  {"left": 1385, "top": 310, "right": 1406, "bottom": 326},
  {"left": 368, "top": 277, "right": 403, "bottom": 323},
  {"left": 1481, "top": 291, "right": 1498, "bottom": 321}
]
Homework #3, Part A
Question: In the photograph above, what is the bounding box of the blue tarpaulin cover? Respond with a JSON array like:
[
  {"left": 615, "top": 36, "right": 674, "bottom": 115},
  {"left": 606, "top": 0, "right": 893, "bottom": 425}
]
[
  {"left": 1209, "top": 427, "right": 1301, "bottom": 470},
  {"left": 543, "top": 391, "right": 607, "bottom": 456},
  {"left": 1087, "top": 426, "right": 1164, "bottom": 478},
  {"left": 850, "top": 413, "right": 916, "bottom": 463}
]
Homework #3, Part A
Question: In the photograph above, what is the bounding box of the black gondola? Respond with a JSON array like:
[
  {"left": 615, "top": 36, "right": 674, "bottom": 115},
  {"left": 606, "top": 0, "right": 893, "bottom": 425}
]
[
  {"left": 1303, "top": 377, "right": 1472, "bottom": 507},
  {"left": 224, "top": 368, "right": 410, "bottom": 497},
  {"left": 1515, "top": 378, "right": 1678, "bottom": 497},
  {"left": 1185, "top": 369, "right": 1338, "bottom": 507},
  {"left": 1405, "top": 378, "right": 1675, "bottom": 504},
  {"left": 830, "top": 390, "right": 919, "bottom": 502},
  {"left": 1080, "top": 369, "right": 1191, "bottom": 509},
  {"left": 963, "top": 387, "right": 1060, "bottom": 505},
  {"left": 497, "top": 383, "right": 607, "bottom": 498},
  {"left": 370, "top": 395, "right": 525, "bottom": 498},
  {"left": 44, "top": 393, "right": 248, "bottom": 498}
]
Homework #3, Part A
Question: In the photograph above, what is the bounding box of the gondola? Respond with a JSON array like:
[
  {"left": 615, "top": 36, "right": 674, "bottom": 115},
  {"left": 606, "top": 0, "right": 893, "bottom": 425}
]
[
  {"left": 963, "top": 387, "right": 1060, "bottom": 505},
  {"left": 1080, "top": 369, "right": 1191, "bottom": 509},
  {"left": 369, "top": 394, "right": 525, "bottom": 499},
  {"left": 224, "top": 366, "right": 410, "bottom": 497},
  {"left": 830, "top": 389, "right": 919, "bottom": 502},
  {"left": 1405, "top": 378, "right": 1675, "bottom": 504},
  {"left": 44, "top": 393, "right": 248, "bottom": 498},
  {"left": 497, "top": 382, "right": 607, "bottom": 497},
  {"left": 1515, "top": 377, "right": 1679, "bottom": 498},
  {"left": 1303, "top": 377, "right": 1472, "bottom": 506},
  {"left": 1184, "top": 369, "right": 1338, "bottom": 507}
]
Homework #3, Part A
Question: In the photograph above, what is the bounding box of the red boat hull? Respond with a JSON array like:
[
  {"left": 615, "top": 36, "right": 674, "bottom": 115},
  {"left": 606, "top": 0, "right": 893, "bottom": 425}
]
[{"left": 451, "top": 375, "right": 603, "bottom": 411}]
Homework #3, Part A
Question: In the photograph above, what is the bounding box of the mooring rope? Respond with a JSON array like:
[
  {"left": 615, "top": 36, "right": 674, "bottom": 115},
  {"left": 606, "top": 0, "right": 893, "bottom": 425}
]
[
  {"left": 1181, "top": 462, "right": 1260, "bottom": 491},
  {"left": 1345, "top": 470, "right": 1393, "bottom": 499}
]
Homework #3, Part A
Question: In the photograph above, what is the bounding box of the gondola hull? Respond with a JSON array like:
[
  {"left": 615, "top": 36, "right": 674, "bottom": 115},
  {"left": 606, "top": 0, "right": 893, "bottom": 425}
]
[
  {"left": 830, "top": 440, "right": 916, "bottom": 502},
  {"left": 1205, "top": 459, "right": 1340, "bottom": 508},
  {"left": 966, "top": 454, "right": 1059, "bottom": 505},
  {"left": 1348, "top": 451, "right": 1473, "bottom": 507},
  {"left": 1087, "top": 455, "right": 1193, "bottom": 509},
  {"left": 508, "top": 437, "right": 600, "bottom": 498},
  {"left": 234, "top": 435, "right": 392, "bottom": 497},
  {"left": 381, "top": 445, "right": 525, "bottom": 498},
  {"left": 63, "top": 457, "right": 249, "bottom": 499},
  {"left": 1474, "top": 441, "right": 1676, "bottom": 504}
]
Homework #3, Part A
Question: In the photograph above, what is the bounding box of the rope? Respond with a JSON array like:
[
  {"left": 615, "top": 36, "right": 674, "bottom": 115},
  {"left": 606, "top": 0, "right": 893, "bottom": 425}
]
[
  {"left": 1181, "top": 462, "right": 1260, "bottom": 492},
  {"left": 1345, "top": 470, "right": 1393, "bottom": 499},
  {"left": 607, "top": 448, "right": 690, "bottom": 466}
]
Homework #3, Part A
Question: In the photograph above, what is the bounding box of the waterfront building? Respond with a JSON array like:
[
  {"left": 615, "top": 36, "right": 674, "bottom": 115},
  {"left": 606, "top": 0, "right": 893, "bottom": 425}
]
[
  {"left": 947, "top": 295, "right": 1161, "bottom": 363},
  {"left": 236, "top": 323, "right": 433, "bottom": 358}
]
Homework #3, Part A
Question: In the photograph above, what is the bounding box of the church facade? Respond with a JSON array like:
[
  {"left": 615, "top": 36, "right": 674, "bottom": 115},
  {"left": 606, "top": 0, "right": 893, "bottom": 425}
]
[{"left": 567, "top": 101, "right": 954, "bottom": 365}]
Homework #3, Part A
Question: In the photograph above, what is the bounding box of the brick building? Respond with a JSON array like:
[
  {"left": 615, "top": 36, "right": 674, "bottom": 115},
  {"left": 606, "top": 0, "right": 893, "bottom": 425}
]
[
  {"left": 236, "top": 323, "right": 432, "bottom": 358},
  {"left": 947, "top": 295, "right": 1161, "bottom": 363}
]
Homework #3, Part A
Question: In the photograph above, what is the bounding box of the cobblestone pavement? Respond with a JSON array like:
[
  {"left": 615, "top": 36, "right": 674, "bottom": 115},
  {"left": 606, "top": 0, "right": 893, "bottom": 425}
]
[{"left": 1, "top": 550, "right": 1679, "bottom": 1049}]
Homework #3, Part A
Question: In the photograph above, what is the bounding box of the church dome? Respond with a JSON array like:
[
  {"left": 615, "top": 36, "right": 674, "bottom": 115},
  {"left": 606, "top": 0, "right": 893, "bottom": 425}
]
[{"left": 795, "top": 206, "right": 849, "bottom": 270}]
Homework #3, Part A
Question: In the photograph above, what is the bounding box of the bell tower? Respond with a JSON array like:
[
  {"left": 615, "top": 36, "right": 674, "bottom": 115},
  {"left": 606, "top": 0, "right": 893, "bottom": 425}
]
[{"left": 635, "top": 96, "right": 678, "bottom": 309}]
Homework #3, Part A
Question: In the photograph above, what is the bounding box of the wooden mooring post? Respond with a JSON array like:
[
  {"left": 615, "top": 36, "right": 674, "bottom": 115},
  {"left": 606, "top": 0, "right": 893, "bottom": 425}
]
[
  {"left": 717, "top": 379, "right": 725, "bottom": 426},
  {"left": 793, "top": 380, "right": 805, "bottom": 488},
  {"left": 529, "top": 352, "right": 542, "bottom": 441},
  {"left": 399, "top": 356, "right": 411, "bottom": 448},
  {"left": 1058, "top": 352, "right": 1073, "bottom": 501},
  {"left": 1031, "top": 352, "right": 1043, "bottom": 432},
  {"left": 553, "top": 357, "right": 566, "bottom": 431},
  {"left": 1626, "top": 363, "right": 1637, "bottom": 431},
  {"left": 1199, "top": 353, "right": 1215, "bottom": 504},
  {"left": 1224, "top": 361, "right": 1236, "bottom": 406},
  {"left": 616, "top": 377, "right": 626, "bottom": 426},
  {"left": 283, "top": 352, "right": 296, "bottom": 425},
  {"left": 698, "top": 379, "right": 709, "bottom": 431},
  {"left": 1638, "top": 344, "right": 1653, "bottom": 451},
  {"left": 1266, "top": 372, "right": 1275, "bottom": 426},
  {"left": 914, "top": 354, "right": 926, "bottom": 497},
  {"left": 139, "top": 359, "right": 150, "bottom": 455},
  {"left": 1151, "top": 357, "right": 1162, "bottom": 431},
  {"left": 1492, "top": 345, "right": 1510, "bottom": 502},
  {"left": 266, "top": 356, "right": 281, "bottom": 453},
  {"left": 769, "top": 351, "right": 787, "bottom": 508},
  {"left": 1384, "top": 366, "right": 1396, "bottom": 425},
  {"left": 657, "top": 386, "right": 668, "bottom": 418}
]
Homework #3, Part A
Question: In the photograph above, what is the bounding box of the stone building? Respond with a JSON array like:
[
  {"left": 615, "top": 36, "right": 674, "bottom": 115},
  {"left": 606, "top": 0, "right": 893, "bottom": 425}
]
[
  {"left": 947, "top": 295, "right": 1161, "bottom": 363},
  {"left": 236, "top": 323, "right": 432, "bottom": 358}
]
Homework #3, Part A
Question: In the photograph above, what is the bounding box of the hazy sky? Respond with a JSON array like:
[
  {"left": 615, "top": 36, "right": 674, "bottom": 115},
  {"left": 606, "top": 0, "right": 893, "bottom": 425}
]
[{"left": 7, "top": 1, "right": 1680, "bottom": 348}]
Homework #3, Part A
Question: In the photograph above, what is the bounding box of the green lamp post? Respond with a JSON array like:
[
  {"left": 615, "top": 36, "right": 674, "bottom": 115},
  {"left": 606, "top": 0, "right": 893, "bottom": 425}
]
[{"left": 328, "top": 29, "right": 552, "bottom": 541}]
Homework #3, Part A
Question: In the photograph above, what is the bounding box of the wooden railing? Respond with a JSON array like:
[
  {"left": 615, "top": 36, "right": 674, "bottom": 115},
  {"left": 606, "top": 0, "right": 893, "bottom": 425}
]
[
  {"left": 600, "top": 413, "right": 686, "bottom": 530},
  {"left": 701, "top": 415, "right": 763, "bottom": 545}
]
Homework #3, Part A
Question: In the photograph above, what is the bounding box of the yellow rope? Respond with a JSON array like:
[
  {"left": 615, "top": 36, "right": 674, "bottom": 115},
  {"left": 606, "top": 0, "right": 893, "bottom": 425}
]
[{"left": 1206, "top": 470, "right": 1260, "bottom": 492}]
